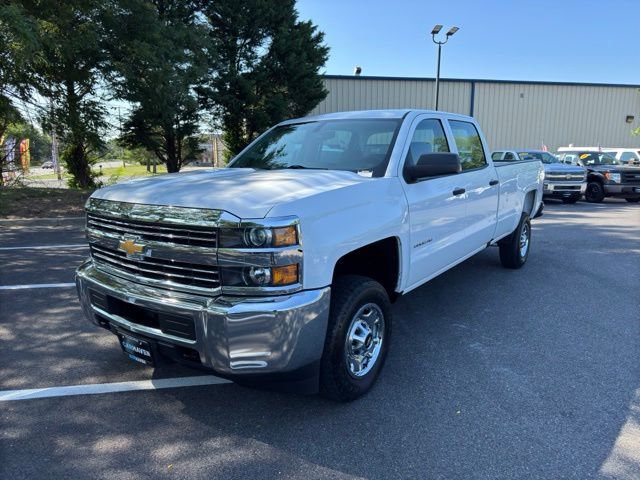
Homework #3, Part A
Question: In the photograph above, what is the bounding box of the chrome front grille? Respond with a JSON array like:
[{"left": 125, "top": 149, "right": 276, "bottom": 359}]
[
  {"left": 545, "top": 172, "right": 585, "bottom": 182},
  {"left": 85, "top": 199, "right": 222, "bottom": 295},
  {"left": 90, "top": 244, "right": 220, "bottom": 292},
  {"left": 87, "top": 212, "right": 217, "bottom": 248}
]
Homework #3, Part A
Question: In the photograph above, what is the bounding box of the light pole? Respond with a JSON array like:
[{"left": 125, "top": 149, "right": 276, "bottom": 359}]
[{"left": 431, "top": 25, "right": 459, "bottom": 111}]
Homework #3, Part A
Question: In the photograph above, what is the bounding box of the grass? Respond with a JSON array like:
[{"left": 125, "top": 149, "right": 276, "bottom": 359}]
[
  {"left": 0, "top": 187, "right": 92, "bottom": 219},
  {"left": 100, "top": 164, "right": 167, "bottom": 178},
  {"left": 27, "top": 163, "right": 167, "bottom": 181}
]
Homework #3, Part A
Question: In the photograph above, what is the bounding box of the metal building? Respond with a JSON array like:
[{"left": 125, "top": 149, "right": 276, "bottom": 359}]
[{"left": 310, "top": 75, "right": 640, "bottom": 152}]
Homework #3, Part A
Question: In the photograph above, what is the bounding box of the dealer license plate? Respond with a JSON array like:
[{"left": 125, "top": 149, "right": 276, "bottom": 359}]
[{"left": 117, "top": 332, "right": 155, "bottom": 366}]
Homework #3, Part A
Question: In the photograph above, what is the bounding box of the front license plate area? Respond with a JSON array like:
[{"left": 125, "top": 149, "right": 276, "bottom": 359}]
[{"left": 117, "top": 332, "right": 155, "bottom": 366}]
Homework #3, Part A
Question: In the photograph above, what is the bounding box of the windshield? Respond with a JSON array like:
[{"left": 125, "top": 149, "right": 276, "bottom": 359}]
[
  {"left": 575, "top": 152, "right": 620, "bottom": 166},
  {"left": 518, "top": 151, "right": 558, "bottom": 164},
  {"left": 229, "top": 119, "right": 402, "bottom": 177}
]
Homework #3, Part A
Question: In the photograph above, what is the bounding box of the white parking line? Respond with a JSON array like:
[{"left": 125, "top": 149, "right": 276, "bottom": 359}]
[
  {"left": 0, "top": 283, "right": 76, "bottom": 290},
  {"left": 0, "top": 244, "right": 87, "bottom": 251},
  {"left": 0, "top": 376, "right": 232, "bottom": 401}
]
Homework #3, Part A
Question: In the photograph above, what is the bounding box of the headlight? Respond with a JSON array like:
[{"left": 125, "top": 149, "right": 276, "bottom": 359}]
[
  {"left": 221, "top": 264, "right": 299, "bottom": 287},
  {"left": 219, "top": 225, "right": 298, "bottom": 248},
  {"left": 604, "top": 172, "right": 621, "bottom": 183}
]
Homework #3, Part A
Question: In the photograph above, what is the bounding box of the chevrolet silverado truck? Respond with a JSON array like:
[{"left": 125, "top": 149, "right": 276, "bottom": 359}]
[
  {"left": 492, "top": 149, "right": 586, "bottom": 203},
  {"left": 519, "top": 150, "right": 586, "bottom": 204},
  {"left": 76, "top": 110, "right": 543, "bottom": 401},
  {"left": 556, "top": 149, "right": 640, "bottom": 203}
]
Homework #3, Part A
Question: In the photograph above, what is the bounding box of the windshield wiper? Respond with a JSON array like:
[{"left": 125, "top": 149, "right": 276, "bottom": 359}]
[{"left": 283, "top": 165, "right": 328, "bottom": 170}]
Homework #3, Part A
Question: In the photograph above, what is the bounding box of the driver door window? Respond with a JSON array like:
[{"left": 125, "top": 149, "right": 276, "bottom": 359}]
[{"left": 405, "top": 119, "right": 449, "bottom": 167}]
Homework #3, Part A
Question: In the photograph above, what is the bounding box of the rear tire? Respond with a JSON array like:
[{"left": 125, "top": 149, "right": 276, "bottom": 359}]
[
  {"left": 585, "top": 181, "right": 605, "bottom": 203},
  {"left": 320, "top": 275, "right": 392, "bottom": 402},
  {"left": 499, "top": 213, "right": 531, "bottom": 269},
  {"left": 625, "top": 198, "right": 640, "bottom": 203}
]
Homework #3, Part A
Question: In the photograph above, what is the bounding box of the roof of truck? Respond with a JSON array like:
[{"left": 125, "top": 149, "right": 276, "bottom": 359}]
[{"left": 281, "top": 109, "right": 475, "bottom": 124}]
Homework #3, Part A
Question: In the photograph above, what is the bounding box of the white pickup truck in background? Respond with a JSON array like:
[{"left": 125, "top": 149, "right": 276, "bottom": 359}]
[{"left": 77, "top": 110, "right": 544, "bottom": 401}]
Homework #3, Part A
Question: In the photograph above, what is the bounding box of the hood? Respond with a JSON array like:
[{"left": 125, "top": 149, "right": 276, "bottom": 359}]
[
  {"left": 93, "top": 168, "right": 373, "bottom": 219},
  {"left": 587, "top": 164, "right": 640, "bottom": 173},
  {"left": 543, "top": 162, "right": 585, "bottom": 173}
]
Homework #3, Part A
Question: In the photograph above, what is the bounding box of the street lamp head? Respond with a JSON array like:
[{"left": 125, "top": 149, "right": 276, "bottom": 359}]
[
  {"left": 446, "top": 26, "right": 459, "bottom": 36},
  {"left": 431, "top": 24, "right": 443, "bottom": 35}
]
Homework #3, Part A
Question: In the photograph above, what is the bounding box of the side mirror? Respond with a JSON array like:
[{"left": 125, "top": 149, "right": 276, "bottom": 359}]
[{"left": 405, "top": 153, "right": 461, "bottom": 182}]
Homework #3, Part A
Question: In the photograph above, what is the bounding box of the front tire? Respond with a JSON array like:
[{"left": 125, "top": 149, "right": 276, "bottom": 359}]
[
  {"left": 585, "top": 181, "right": 605, "bottom": 203},
  {"left": 625, "top": 198, "right": 640, "bottom": 203},
  {"left": 499, "top": 213, "right": 531, "bottom": 269},
  {"left": 320, "top": 275, "right": 392, "bottom": 402}
]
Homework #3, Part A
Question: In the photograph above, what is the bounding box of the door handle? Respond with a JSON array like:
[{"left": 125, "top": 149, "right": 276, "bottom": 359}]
[
  {"left": 489, "top": 179, "right": 499, "bottom": 186},
  {"left": 452, "top": 187, "right": 466, "bottom": 196}
]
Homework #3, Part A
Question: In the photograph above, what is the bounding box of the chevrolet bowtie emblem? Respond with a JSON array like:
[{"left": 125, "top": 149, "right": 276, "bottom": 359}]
[{"left": 118, "top": 239, "right": 145, "bottom": 256}]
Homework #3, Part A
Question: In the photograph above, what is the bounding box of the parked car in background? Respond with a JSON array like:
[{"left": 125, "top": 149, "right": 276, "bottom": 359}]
[
  {"left": 604, "top": 148, "right": 640, "bottom": 165},
  {"left": 517, "top": 150, "right": 586, "bottom": 204},
  {"left": 556, "top": 148, "right": 640, "bottom": 203},
  {"left": 41, "top": 161, "right": 54, "bottom": 169},
  {"left": 77, "top": 110, "right": 544, "bottom": 401}
]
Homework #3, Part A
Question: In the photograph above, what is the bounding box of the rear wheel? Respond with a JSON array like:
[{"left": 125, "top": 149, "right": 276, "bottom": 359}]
[
  {"left": 625, "top": 198, "right": 640, "bottom": 203},
  {"left": 585, "top": 181, "right": 605, "bottom": 203},
  {"left": 499, "top": 213, "right": 531, "bottom": 269},
  {"left": 320, "top": 275, "right": 392, "bottom": 402},
  {"left": 561, "top": 195, "right": 580, "bottom": 204}
]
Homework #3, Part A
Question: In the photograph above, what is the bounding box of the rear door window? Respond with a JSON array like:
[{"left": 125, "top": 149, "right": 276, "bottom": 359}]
[{"left": 448, "top": 120, "right": 487, "bottom": 171}]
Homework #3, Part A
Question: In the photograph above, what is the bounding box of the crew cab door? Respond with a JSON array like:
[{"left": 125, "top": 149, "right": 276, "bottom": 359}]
[
  {"left": 447, "top": 119, "right": 500, "bottom": 249},
  {"left": 400, "top": 115, "right": 471, "bottom": 289}
]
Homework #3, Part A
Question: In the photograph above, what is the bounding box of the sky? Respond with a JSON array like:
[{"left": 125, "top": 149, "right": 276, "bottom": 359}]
[{"left": 296, "top": 0, "right": 640, "bottom": 85}]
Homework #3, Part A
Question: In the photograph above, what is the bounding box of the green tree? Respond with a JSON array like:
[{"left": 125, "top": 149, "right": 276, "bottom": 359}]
[
  {"left": 202, "top": 0, "right": 329, "bottom": 157},
  {"left": 106, "top": 0, "right": 207, "bottom": 173},
  {"left": 17, "top": 0, "right": 109, "bottom": 189},
  {"left": 0, "top": 3, "right": 38, "bottom": 184}
]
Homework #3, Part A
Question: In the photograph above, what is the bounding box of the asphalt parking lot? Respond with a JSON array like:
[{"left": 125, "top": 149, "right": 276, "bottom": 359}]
[{"left": 1, "top": 200, "right": 639, "bottom": 479}]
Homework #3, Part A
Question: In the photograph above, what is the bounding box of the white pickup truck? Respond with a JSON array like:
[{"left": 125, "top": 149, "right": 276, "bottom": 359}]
[{"left": 76, "top": 110, "right": 543, "bottom": 401}]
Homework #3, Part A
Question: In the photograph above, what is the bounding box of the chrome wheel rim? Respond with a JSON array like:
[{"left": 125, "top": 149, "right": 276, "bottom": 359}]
[
  {"left": 519, "top": 223, "right": 530, "bottom": 258},
  {"left": 345, "top": 303, "right": 385, "bottom": 378}
]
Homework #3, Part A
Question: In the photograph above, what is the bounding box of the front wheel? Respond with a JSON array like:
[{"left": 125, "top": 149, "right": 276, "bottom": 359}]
[
  {"left": 625, "top": 198, "right": 640, "bottom": 203},
  {"left": 499, "top": 213, "right": 531, "bottom": 269},
  {"left": 320, "top": 275, "right": 392, "bottom": 402},
  {"left": 585, "top": 181, "right": 605, "bottom": 203}
]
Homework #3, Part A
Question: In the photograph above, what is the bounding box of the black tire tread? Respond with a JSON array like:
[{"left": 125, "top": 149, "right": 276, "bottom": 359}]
[
  {"left": 585, "top": 181, "right": 605, "bottom": 203},
  {"left": 499, "top": 213, "right": 531, "bottom": 269},
  {"left": 319, "top": 275, "right": 391, "bottom": 402}
]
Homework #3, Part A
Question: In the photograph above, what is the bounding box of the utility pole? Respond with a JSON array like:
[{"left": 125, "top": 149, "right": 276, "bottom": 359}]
[
  {"left": 50, "top": 100, "right": 61, "bottom": 181},
  {"left": 117, "top": 106, "right": 124, "bottom": 167},
  {"left": 430, "top": 25, "right": 459, "bottom": 111},
  {"left": 213, "top": 134, "right": 219, "bottom": 168}
]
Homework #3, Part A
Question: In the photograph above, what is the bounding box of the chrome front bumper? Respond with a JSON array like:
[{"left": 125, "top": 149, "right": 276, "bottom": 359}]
[
  {"left": 76, "top": 260, "right": 330, "bottom": 377},
  {"left": 543, "top": 182, "right": 586, "bottom": 195}
]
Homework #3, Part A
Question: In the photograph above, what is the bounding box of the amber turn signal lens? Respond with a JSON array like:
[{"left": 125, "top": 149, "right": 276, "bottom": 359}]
[
  {"left": 272, "top": 264, "right": 299, "bottom": 286},
  {"left": 272, "top": 226, "right": 298, "bottom": 247}
]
